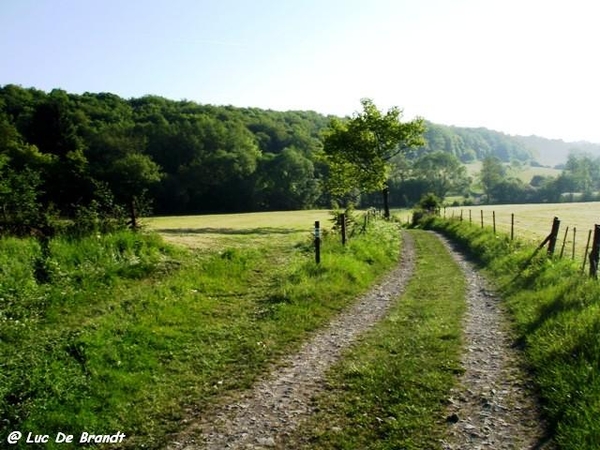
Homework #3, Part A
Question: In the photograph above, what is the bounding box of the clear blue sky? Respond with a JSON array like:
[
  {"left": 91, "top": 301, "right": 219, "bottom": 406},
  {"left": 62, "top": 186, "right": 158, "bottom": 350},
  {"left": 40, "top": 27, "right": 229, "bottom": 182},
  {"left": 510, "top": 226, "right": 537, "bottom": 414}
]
[{"left": 2, "top": 0, "right": 600, "bottom": 142}]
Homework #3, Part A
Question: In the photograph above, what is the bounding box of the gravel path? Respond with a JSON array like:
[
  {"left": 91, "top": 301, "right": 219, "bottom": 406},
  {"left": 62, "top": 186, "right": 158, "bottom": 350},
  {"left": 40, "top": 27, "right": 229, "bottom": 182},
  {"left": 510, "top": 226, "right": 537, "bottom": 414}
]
[
  {"left": 165, "top": 230, "right": 552, "bottom": 450},
  {"left": 166, "top": 231, "right": 416, "bottom": 450},
  {"left": 436, "top": 233, "right": 553, "bottom": 450}
]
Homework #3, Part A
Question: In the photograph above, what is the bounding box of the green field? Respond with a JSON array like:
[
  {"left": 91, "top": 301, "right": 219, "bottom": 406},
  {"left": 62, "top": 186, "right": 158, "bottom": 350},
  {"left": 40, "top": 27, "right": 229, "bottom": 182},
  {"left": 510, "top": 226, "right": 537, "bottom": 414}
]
[
  {"left": 464, "top": 161, "right": 562, "bottom": 184},
  {"left": 145, "top": 210, "right": 334, "bottom": 250},
  {"left": 516, "top": 165, "right": 562, "bottom": 183},
  {"left": 443, "top": 202, "right": 600, "bottom": 261}
]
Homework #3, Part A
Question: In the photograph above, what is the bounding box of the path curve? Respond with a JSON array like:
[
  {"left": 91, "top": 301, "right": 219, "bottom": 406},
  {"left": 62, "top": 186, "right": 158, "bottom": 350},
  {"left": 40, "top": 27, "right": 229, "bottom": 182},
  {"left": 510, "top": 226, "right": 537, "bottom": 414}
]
[
  {"left": 435, "top": 232, "right": 553, "bottom": 449},
  {"left": 167, "top": 230, "right": 416, "bottom": 450}
]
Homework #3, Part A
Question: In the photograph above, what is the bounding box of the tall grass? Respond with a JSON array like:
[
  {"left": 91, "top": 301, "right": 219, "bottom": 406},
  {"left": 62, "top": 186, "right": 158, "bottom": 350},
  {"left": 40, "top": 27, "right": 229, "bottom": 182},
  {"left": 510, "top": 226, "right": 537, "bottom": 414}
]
[
  {"left": 421, "top": 216, "right": 600, "bottom": 449},
  {"left": 1, "top": 231, "right": 178, "bottom": 446},
  {"left": 1, "top": 219, "right": 401, "bottom": 449}
]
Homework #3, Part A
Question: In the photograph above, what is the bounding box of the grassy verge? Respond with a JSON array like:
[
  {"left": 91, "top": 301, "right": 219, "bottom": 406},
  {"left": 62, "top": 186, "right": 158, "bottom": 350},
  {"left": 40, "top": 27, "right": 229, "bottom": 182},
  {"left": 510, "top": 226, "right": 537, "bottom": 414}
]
[
  {"left": 1, "top": 219, "right": 400, "bottom": 449},
  {"left": 283, "top": 230, "right": 466, "bottom": 450},
  {"left": 421, "top": 216, "right": 600, "bottom": 449}
]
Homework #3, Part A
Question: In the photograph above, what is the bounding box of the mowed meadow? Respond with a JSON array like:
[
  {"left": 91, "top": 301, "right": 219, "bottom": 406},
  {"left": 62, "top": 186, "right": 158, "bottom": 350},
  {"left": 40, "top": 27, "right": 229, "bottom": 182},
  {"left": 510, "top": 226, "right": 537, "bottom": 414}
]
[
  {"left": 145, "top": 210, "right": 333, "bottom": 250},
  {"left": 443, "top": 202, "right": 600, "bottom": 263},
  {"left": 0, "top": 209, "right": 403, "bottom": 449}
]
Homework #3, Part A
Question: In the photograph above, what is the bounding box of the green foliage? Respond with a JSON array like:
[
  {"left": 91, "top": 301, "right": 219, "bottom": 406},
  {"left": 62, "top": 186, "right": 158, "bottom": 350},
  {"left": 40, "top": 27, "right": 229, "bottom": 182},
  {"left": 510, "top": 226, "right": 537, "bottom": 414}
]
[
  {"left": 479, "top": 155, "right": 506, "bottom": 202},
  {"left": 255, "top": 147, "right": 320, "bottom": 210},
  {"left": 412, "top": 151, "right": 470, "bottom": 200},
  {"left": 410, "top": 193, "right": 441, "bottom": 225},
  {"left": 0, "top": 85, "right": 332, "bottom": 231},
  {"left": 7, "top": 83, "right": 595, "bottom": 224},
  {"left": 322, "top": 99, "right": 425, "bottom": 200},
  {"left": 419, "top": 122, "right": 535, "bottom": 163},
  {"left": 418, "top": 192, "right": 442, "bottom": 212},
  {"left": 423, "top": 217, "right": 600, "bottom": 449}
]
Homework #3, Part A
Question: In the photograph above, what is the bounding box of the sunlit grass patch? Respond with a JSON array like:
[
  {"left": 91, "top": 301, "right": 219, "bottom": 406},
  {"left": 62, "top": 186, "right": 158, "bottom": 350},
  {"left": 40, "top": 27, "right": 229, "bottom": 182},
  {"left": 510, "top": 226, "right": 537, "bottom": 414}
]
[{"left": 144, "top": 210, "right": 333, "bottom": 251}]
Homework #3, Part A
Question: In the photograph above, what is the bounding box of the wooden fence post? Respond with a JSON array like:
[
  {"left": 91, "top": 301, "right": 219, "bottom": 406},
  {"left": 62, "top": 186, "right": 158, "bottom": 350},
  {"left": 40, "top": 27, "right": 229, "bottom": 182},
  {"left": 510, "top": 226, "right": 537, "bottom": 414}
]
[
  {"left": 493, "top": 211, "right": 496, "bottom": 234},
  {"left": 559, "top": 226, "right": 569, "bottom": 258},
  {"left": 572, "top": 227, "right": 576, "bottom": 260},
  {"left": 589, "top": 225, "right": 600, "bottom": 278},
  {"left": 314, "top": 221, "right": 321, "bottom": 264},
  {"left": 582, "top": 229, "right": 593, "bottom": 273},
  {"left": 469, "top": 209, "right": 472, "bottom": 224},
  {"left": 547, "top": 217, "right": 561, "bottom": 256},
  {"left": 480, "top": 210, "right": 484, "bottom": 229},
  {"left": 511, "top": 213, "right": 514, "bottom": 241},
  {"left": 460, "top": 209, "right": 463, "bottom": 221},
  {"left": 340, "top": 213, "right": 347, "bottom": 246}
]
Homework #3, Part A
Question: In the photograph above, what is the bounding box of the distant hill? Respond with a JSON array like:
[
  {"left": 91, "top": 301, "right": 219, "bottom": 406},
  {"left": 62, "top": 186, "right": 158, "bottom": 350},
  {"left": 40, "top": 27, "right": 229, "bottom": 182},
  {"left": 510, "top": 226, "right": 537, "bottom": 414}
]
[
  {"left": 419, "top": 122, "right": 536, "bottom": 163},
  {"left": 420, "top": 122, "right": 600, "bottom": 168},
  {"left": 513, "top": 135, "right": 600, "bottom": 168}
]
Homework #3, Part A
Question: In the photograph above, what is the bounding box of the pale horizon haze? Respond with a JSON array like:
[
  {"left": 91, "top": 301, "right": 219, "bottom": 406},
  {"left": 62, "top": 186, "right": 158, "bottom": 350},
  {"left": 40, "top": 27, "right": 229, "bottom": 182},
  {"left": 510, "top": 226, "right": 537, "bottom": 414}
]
[{"left": 2, "top": 0, "right": 600, "bottom": 143}]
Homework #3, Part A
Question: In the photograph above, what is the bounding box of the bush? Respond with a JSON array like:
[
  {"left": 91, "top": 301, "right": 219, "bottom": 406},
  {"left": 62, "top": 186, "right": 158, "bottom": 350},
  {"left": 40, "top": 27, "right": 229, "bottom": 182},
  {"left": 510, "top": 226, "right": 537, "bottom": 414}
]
[{"left": 411, "top": 193, "right": 442, "bottom": 226}]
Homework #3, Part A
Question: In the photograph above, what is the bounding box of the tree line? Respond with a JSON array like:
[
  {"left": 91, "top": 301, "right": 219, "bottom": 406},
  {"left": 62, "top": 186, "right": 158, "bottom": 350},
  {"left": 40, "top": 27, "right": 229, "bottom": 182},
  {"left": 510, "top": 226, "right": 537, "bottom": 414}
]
[
  {"left": 478, "top": 151, "right": 600, "bottom": 204},
  {"left": 0, "top": 84, "right": 585, "bottom": 236}
]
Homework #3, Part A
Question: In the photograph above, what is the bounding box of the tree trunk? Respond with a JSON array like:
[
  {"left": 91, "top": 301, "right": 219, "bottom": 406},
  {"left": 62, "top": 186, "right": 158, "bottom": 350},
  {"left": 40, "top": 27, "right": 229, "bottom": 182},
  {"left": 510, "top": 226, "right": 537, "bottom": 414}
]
[{"left": 382, "top": 186, "right": 390, "bottom": 220}]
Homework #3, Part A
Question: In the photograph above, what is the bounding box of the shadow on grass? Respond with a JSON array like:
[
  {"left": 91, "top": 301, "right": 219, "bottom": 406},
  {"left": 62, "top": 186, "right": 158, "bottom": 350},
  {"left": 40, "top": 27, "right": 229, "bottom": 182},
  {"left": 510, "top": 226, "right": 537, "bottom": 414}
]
[{"left": 156, "top": 227, "right": 302, "bottom": 236}]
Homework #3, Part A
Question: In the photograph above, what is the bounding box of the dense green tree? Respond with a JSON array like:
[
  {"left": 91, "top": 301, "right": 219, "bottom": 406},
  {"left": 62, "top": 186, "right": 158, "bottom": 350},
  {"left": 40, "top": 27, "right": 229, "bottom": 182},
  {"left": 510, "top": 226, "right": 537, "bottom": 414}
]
[
  {"left": 563, "top": 151, "right": 600, "bottom": 194},
  {"left": 480, "top": 155, "right": 506, "bottom": 203},
  {"left": 322, "top": 99, "right": 425, "bottom": 217},
  {"left": 412, "top": 151, "right": 470, "bottom": 200},
  {"left": 489, "top": 178, "right": 534, "bottom": 204},
  {"left": 255, "top": 147, "right": 320, "bottom": 210},
  {"left": 106, "top": 152, "right": 162, "bottom": 228}
]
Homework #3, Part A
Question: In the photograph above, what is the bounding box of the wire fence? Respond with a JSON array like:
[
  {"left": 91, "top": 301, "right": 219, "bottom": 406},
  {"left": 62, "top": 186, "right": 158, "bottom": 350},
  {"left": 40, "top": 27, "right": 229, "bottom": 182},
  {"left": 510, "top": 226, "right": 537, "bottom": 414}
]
[{"left": 443, "top": 207, "right": 600, "bottom": 276}]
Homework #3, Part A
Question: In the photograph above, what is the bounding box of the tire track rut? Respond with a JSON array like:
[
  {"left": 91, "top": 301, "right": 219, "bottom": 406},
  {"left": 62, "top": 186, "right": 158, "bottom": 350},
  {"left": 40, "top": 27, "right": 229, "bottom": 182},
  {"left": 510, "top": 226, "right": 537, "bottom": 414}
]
[{"left": 436, "top": 233, "right": 553, "bottom": 450}]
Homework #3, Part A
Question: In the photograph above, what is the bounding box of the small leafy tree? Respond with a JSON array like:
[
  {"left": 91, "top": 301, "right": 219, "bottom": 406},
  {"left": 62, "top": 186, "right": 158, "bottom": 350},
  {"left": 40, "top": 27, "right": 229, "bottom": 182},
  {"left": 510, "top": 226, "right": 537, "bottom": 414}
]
[
  {"left": 322, "top": 99, "right": 425, "bottom": 218},
  {"left": 480, "top": 155, "right": 506, "bottom": 203}
]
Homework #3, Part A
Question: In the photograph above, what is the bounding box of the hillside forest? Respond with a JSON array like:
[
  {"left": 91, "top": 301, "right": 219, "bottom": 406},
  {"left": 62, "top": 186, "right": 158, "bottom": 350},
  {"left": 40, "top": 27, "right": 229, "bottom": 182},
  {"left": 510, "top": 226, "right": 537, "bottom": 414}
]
[{"left": 2, "top": 84, "right": 600, "bottom": 235}]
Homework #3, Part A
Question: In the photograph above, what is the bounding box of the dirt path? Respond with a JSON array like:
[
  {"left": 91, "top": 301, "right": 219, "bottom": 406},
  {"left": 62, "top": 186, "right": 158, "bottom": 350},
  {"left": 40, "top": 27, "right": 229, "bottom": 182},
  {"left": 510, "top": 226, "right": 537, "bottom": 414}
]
[
  {"left": 166, "top": 231, "right": 416, "bottom": 449},
  {"left": 436, "top": 233, "right": 553, "bottom": 449},
  {"left": 165, "top": 230, "right": 551, "bottom": 450}
]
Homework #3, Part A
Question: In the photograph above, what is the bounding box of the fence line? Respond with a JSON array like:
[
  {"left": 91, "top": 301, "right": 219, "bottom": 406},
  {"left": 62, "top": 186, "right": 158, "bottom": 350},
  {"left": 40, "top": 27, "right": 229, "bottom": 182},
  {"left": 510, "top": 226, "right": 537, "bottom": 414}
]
[{"left": 445, "top": 208, "right": 600, "bottom": 274}]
